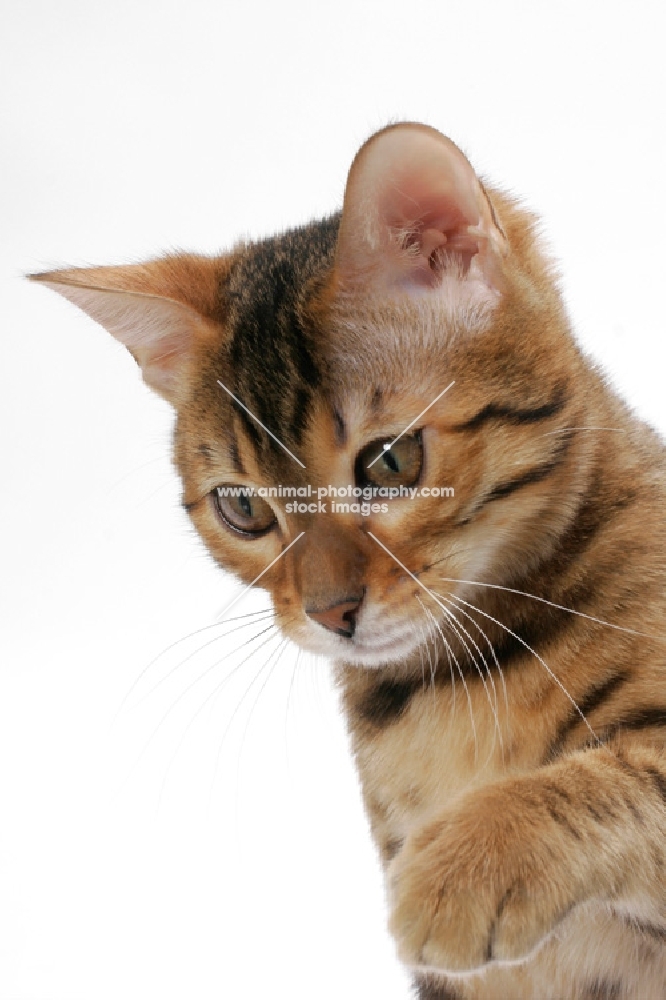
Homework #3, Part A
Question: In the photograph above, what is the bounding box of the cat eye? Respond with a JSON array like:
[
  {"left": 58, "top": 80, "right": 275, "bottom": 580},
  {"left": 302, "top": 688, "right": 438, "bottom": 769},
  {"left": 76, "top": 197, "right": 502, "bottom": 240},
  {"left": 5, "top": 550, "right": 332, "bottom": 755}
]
[
  {"left": 355, "top": 432, "right": 423, "bottom": 490},
  {"left": 213, "top": 487, "right": 276, "bottom": 537}
]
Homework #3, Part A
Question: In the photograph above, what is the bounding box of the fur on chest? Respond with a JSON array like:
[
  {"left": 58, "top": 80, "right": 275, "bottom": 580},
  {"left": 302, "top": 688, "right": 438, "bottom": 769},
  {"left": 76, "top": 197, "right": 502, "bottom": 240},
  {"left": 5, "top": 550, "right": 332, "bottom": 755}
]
[{"left": 338, "top": 664, "right": 551, "bottom": 862}]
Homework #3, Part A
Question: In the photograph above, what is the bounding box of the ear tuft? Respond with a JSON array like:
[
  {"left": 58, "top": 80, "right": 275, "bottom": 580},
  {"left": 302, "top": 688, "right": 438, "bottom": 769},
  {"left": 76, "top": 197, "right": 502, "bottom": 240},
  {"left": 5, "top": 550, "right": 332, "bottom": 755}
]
[
  {"left": 30, "top": 255, "right": 231, "bottom": 404},
  {"left": 335, "top": 123, "right": 507, "bottom": 294}
]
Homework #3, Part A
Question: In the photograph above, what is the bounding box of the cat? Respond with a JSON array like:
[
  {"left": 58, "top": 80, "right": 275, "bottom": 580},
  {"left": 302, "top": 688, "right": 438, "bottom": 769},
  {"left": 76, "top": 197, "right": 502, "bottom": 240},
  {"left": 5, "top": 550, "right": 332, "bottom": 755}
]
[{"left": 32, "top": 122, "right": 666, "bottom": 999}]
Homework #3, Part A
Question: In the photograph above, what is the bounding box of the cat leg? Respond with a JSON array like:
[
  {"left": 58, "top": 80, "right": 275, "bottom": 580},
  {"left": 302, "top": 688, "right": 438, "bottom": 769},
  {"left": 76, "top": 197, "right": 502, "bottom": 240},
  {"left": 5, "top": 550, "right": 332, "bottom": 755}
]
[{"left": 388, "top": 743, "right": 666, "bottom": 974}]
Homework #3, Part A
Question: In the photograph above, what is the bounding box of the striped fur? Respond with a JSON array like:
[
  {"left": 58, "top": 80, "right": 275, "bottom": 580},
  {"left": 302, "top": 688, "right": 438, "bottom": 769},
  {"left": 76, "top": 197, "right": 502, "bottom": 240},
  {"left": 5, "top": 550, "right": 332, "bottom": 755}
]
[{"left": 36, "top": 124, "right": 666, "bottom": 998}]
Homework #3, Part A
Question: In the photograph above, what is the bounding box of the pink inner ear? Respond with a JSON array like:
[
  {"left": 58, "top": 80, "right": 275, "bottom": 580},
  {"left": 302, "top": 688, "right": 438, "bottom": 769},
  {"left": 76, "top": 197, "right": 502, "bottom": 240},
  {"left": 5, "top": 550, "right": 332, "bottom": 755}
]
[
  {"left": 33, "top": 277, "right": 208, "bottom": 403},
  {"left": 379, "top": 172, "right": 484, "bottom": 282},
  {"left": 336, "top": 124, "right": 505, "bottom": 293}
]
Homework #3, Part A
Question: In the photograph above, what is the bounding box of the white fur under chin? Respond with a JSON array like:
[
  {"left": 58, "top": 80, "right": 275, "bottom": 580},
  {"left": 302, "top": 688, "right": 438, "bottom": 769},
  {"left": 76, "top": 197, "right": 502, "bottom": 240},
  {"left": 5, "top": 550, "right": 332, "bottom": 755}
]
[{"left": 291, "top": 617, "right": 426, "bottom": 669}]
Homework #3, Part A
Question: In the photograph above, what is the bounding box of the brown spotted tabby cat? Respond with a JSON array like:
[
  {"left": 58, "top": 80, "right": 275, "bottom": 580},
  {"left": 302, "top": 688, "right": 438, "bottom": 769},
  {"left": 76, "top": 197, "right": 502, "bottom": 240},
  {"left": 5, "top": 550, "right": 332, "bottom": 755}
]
[{"left": 33, "top": 124, "right": 666, "bottom": 999}]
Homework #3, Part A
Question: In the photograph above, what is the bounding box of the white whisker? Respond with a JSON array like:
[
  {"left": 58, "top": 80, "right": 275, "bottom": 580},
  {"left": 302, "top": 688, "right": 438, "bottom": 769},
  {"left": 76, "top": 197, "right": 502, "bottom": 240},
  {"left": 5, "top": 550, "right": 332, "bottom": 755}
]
[
  {"left": 234, "top": 637, "right": 292, "bottom": 793},
  {"left": 446, "top": 591, "right": 604, "bottom": 751},
  {"left": 538, "top": 426, "right": 627, "bottom": 438},
  {"left": 429, "top": 572, "right": 661, "bottom": 642},
  {"left": 444, "top": 592, "right": 510, "bottom": 739},
  {"left": 157, "top": 652, "right": 263, "bottom": 812},
  {"left": 416, "top": 624, "right": 427, "bottom": 693},
  {"left": 430, "top": 595, "right": 503, "bottom": 761},
  {"left": 284, "top": 646, "right": 302, "bottom": 782},
  {"left": 111, "top": 607, "right": 274, "bottom": 725},
  {"left": 419, "top": 599, "right": 477, "bottom": 761},
  {"left": 416, "top": 596, "right": 444, "bottom": 696},
  {"left": 417, "top": 603, "right": 437, "bottom": 694},
  {"left": 133, "top": 610, "right": 276, "bottom": 710},
  {"left": 435, "top": 591, "right": 508, "bottom": 717},
  {"left": 206, "top": 633, "right": 292, "bottom": 817},
  {"left": 129, "top": 622, "right": 280, "bottom": 783}
]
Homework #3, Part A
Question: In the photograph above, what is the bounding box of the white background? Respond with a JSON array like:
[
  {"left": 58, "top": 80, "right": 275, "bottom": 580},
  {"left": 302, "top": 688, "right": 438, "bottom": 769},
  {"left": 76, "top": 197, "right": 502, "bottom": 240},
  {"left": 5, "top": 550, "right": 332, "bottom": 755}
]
[{"left": 2, "top": 2, "right": 665, "bottom": 998}]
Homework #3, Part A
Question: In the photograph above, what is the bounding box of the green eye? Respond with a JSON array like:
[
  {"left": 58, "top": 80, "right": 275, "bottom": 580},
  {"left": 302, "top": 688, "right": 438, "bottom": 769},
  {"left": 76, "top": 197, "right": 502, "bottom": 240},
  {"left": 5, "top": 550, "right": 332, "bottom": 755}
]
[
  {"left": 355, "top": 432, "right": 423, "bottom": 489},
  {"left": 213, "top": 486, "right": 276, "bottom": 536}
]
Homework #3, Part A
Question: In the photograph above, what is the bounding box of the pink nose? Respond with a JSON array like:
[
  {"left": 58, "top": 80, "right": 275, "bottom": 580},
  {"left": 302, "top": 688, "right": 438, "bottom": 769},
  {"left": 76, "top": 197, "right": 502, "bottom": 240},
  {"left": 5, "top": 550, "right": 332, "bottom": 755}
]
[{"left": 306, "top": 596, "right": 363, "bottom": 638}]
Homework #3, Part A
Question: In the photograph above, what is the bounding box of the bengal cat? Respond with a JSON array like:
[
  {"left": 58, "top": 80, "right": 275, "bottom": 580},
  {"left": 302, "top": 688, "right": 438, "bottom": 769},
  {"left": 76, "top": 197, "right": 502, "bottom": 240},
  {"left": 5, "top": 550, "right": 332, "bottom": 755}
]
[{"left": 33, "top": 123, "right": 666, "bottom": 999}]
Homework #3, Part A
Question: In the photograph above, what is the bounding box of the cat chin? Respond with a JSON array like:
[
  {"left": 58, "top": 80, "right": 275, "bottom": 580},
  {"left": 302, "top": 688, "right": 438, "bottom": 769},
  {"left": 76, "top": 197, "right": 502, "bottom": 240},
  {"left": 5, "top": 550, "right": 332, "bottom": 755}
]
[
  {"left": 338, "top": 639, "right": 423, "bottom": 669},
  {"left": 338, "top": 650, "right": 419, "bottom": 670},
  {"left": 289, "top": 627, "right": 422, "bottom": 669}
]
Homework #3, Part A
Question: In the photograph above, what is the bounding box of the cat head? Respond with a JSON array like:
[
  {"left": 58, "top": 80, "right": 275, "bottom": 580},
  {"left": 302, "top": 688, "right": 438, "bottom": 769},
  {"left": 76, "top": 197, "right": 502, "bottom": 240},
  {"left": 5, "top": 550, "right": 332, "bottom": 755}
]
[{"left": 33, "top": 123, "right": 585, "bottom": 670}]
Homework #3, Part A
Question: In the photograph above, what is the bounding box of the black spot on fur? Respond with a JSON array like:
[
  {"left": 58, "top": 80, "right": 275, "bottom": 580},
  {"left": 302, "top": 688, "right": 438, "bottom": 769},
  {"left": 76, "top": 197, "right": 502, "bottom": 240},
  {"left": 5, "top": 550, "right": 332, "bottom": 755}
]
[
  {"left": 485, "top": 885, "right": 515, "bottom": 962},
  {"left": 415, "top": 979, "right": 461, "bottom": 1000},
  {"left": 584, "top": 800, "right": 605, "bottom": 823},
  {"left": 383, "top": 837, "right": 403, "bottom": 862},
  {"left": 545, "top": 800, "right": 583, "bottom": 839},
  {"left": 358, "top": 678, "right": 419, "bottom": 727},
  {"left": 582, "top": 979, "right": 623, "bottom": 1000},
  {"left": 622, "top": 794, "right": 645, "bottom": 825},
  {"left": 645, "top": 765, "right": 666, "bottom": 804},
  {"left": 541, "top": 782, "right": 583, "bottom": 838},
  {"left": 621, "top": 915, "right": 666, "bottom": 943},
  {"left": 228, "top": 436, "right": 244, "bottom": 474}
]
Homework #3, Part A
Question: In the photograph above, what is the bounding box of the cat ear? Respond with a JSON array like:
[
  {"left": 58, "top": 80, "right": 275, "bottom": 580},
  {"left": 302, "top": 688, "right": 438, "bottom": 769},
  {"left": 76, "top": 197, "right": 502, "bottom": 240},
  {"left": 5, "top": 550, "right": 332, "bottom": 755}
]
[
  {"left": 29, "top": 255, "right": 230, "bottom": 404},
  {"left": 335, "top": 123, "right": 507, "bottom": 293}
]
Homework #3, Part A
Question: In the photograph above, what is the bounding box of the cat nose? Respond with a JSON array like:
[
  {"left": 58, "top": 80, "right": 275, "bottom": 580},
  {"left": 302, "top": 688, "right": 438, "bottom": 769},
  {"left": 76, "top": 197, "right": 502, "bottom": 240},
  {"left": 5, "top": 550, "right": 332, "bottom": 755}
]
[{"left": 306, "top": 595, "right": 363, "bottom": 638}]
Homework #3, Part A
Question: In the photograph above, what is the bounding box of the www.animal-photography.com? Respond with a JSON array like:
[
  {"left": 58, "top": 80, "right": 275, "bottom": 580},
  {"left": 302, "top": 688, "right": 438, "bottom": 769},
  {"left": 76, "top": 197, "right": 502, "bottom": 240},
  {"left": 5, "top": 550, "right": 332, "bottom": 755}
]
[{"left": 3, "top": 2, "right": 666, "bottom": 998}]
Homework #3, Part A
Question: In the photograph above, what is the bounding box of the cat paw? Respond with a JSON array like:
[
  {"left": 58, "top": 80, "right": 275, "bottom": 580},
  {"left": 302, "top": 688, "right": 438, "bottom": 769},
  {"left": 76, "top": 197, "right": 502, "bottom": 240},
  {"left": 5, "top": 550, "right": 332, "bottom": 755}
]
[{"left": 388, "top": 793, "right": 573, "bottom": 972}]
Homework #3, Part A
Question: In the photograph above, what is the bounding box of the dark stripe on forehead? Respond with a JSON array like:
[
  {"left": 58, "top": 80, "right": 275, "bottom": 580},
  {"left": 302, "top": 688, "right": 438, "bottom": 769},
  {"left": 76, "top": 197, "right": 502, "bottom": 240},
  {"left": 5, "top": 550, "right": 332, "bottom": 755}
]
[
  {"left": 233, "top": 400, "right": 262, "bottom": 452},
  {"left": 228, "top": 433, "right": 245, "bottom": 475},
  {"left": 226, "top": 214, "right": 340, "bottom": 458},
  {"left": 292, "top": 386, "right": 312, "bottom": 441},
  {"left": 333, "top": 406, "right": 346, "bottom": 445}
]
